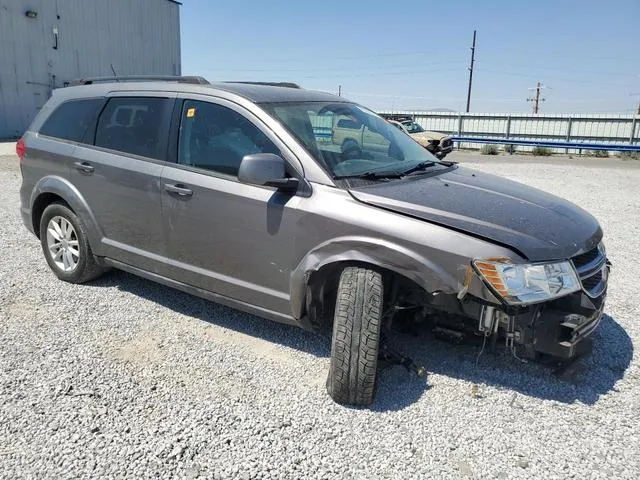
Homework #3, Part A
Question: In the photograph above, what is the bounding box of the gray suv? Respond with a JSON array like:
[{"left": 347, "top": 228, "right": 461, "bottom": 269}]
[{"left": 18, "top": 77, "right": 609, "bottom": 406}]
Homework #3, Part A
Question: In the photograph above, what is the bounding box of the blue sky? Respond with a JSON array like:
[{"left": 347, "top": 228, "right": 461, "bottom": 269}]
[{"left": 180, "top": 0, "right": 640, "bottom": 114}]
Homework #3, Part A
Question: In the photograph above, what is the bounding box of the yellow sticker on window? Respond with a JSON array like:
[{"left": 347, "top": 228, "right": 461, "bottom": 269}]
[{"left": 186, "top": 107, "right": 196, "bottom": 118}]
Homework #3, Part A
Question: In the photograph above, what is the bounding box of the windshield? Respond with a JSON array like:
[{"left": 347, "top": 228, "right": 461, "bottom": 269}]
[
  {"left": 261, "top": 102, "right": 440, "bottom": 179},
  {"left": 402, "top": 121, "right": 426, "bottom": 134}
]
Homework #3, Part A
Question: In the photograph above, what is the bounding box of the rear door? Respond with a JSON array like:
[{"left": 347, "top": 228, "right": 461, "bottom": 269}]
[{"left": 71, "top": 92, "right": 176, "bottom": 272}]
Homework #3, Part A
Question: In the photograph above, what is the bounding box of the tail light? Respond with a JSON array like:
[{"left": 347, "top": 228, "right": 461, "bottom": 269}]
[{"left": 16, "top": 138, "right": 26, "bottom": 161}]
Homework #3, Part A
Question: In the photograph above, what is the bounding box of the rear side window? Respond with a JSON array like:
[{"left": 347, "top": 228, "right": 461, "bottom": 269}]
[
  {"left": 39, "top": 99, "right": 104, "bottom": 142},
  {"left": 95, "top": 97, "right": 172, "bottom": 160}
]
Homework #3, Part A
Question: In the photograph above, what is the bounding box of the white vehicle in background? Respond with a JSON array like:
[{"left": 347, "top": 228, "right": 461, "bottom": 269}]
[{"left": 380, "top": 114, "right": 454, "bottom": 159}]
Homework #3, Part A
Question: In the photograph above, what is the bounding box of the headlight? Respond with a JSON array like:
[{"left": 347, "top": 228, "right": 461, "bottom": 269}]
[{"left": 473, "top": 259, "right": 581, "bottom": 305}]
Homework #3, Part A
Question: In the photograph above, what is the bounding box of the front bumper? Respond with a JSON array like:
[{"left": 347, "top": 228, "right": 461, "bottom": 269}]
[
  {"left": 514, "top": 288, "right": 606, "bottom": 359},
  {"left": 444, "top": 257, "right": 609, "bottom": 360},
  {"left": 423, "top": 138, "right": 454, "bottom": 159},
  {"left": 436, "top": 138, "right": 454, "bottom": 159}
]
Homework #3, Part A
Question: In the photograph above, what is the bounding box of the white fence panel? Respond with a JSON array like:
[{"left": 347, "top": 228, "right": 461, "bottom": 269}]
[{"left": 379, "top": 111, "right": 639, "bottom": 153}]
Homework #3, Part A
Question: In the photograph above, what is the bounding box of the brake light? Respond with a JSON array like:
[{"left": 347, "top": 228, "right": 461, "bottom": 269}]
[{"left": 16, "top": 138, "right": 26, "bottom": 161}]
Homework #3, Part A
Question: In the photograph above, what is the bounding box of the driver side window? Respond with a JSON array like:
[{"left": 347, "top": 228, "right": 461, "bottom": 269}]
[{"left": 178, "top": 100, "right": 280, "bottom": 177}]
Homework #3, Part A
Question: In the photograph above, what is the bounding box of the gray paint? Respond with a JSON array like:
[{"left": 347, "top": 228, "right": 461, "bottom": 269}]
[
  {"left": 20, "top": 82, "right": 520, "bottom": 325},
  {"left": 0, "top": 0, "right": 180, "bottom": 138},
  {"left": 19, "top": 81, "right": 606, "bottom": 330}
]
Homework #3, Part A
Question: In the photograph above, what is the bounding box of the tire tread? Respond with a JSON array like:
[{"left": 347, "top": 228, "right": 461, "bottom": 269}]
[{"left": 327, "top": 267, "right": 383, "bottom": 406}]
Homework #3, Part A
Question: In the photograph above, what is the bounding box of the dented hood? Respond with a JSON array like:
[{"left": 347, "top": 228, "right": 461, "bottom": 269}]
[{"left": 348, "top": 166, "right": 602, "bottom": 262}]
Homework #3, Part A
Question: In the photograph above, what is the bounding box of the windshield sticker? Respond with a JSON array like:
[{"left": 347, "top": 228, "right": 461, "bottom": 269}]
[{"left": 186, "top": 107, "right": 196, "bottom": 118}]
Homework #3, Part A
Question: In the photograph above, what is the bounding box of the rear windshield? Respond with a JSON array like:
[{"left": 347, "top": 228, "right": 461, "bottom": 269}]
[{"left": 39, "top": 98, "right": 104, "bottom": 143}]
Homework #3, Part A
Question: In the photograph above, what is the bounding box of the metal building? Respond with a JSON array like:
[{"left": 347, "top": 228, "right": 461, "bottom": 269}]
[{"left": 0, "top": 0, "right": 181, "bottom": 139}]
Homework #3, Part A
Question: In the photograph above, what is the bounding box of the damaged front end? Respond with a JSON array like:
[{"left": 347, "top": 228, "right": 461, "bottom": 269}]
[{"left": 420, "top": 243, "right": 610, "bottom": 362}]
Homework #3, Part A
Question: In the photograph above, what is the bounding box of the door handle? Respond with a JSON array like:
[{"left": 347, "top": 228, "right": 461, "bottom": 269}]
[
  {"left": 164, "top": 183, "right": 193, "bottom": 197},
  {"left": 74, "top": 161, "right": 94, "bottom": 174}
]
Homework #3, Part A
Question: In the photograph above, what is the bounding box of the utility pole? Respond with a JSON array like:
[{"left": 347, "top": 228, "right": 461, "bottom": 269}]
[
  {"left": 465, "top": 30, "right": 476, "bottom": 113},
  {"left": 338, "top": 85, "right": 342, "bottom": 97},
  {"left": 527, "top": 82, "right": 547, "bottom": 114},
  {"left": 630, "top": 93, "right": 640, "bottom": 115}
]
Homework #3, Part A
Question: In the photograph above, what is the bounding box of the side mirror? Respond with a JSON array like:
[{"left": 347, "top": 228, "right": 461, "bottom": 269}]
[{"left": 238, "top": 153, "right": 299, "bottom": 191}]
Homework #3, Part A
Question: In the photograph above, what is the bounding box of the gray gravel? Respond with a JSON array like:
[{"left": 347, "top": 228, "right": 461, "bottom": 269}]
[{"left": 1, "top": 153, "right": 639, "bottom": 479}]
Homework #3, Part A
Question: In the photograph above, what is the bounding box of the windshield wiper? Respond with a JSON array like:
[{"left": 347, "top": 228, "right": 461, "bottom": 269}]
[
  {"left": 438, "top": 159, "right": 458, "bottom": 166},
  {"left": 334, "top": 170, "right": 404, "bottom": 180},
  {"left": 401, "top": 161, "right": 436, "bottom": 176}
]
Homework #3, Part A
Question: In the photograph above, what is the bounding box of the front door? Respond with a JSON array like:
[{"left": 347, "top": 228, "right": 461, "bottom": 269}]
[{"left": 160, "top": 96, "right": 303, "bottom": 316}]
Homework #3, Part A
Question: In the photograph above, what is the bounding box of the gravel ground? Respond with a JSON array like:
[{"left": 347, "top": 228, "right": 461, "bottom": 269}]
[{"left": 1, "top": 153, "right": 639, "bottom": 479}]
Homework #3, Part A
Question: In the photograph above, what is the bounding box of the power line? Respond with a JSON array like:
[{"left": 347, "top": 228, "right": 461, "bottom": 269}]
[
  {"left": 475, "top": 60, "right": 640, "bottom": 78},
  {"left": 207, "top": 49, "right": 450, "bottom": 66},
  {"left": 212, "top": 66, "right": 465, "bottom": 81},
  {"left": 202, "top": 60, "right": 465, "bottom": 74},
  {"left": 476, "top": 68, "right": 636, "bottom": 88}
]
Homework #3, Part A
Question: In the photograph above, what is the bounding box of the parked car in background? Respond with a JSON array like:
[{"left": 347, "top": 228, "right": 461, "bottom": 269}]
[
  {"left": 19, "top": 77, "right": 609, "bottom": 407},
  {"left": 331, "top": 115, "right": 392, "bottom": 156},
  {"left": 380, "top": 114, "right": 454, "bottom": 159}
]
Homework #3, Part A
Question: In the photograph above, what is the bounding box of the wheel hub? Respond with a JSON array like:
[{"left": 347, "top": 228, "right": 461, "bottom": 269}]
[{"left": 45, "top": 216, "right": 80, "bottom": 272}]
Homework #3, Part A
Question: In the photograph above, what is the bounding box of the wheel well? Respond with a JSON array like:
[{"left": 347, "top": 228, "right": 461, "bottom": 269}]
[
  {"left": 32, "top": 193, "right": 70, "bottom": 238},
  {"left": 305, "top": 261, "right": 427, "bottom": 332}
]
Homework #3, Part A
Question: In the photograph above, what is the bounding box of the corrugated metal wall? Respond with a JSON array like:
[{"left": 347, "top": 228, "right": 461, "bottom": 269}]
[
  {"left": 379, "top": 111, "right": 639, "bottom": 152},
  {"left": 0, "top": 0, "right": 181, "bottom": 139}
]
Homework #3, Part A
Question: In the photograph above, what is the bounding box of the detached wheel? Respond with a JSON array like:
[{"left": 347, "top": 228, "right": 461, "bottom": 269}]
[
  {"left": 327, "top": 267, "right": 383, "bottom": 406},
  {"left": 39, "top": 202, "right": 106, "bottom": 283}
]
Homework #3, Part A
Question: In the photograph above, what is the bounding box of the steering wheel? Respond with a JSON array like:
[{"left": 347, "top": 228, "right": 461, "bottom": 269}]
[{"left": 341, "top": 139, "right": 363, "bottom": 161}]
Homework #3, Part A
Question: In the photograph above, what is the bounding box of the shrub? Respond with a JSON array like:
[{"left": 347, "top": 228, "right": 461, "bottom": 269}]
[
  {"left": 480, "top": 144, "right": 499, "bottom": 155},
  {"left": 531, "top": 146, "right": 552, "bottom": 156},
  {"left": 504, "top": 144, "right": 516, "bottom": 154},
  {"left": 586, "top": 150, "right": 609, "bottom": 158},
  {"left": 618, "top": 151, "right": 640, "bottom": 160}
]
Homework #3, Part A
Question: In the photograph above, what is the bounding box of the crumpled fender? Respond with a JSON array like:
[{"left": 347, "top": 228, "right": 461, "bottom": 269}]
[
  {"left": 30, "top": 175, "right": 103, "bottom": 251},
  {"left": 289, "top": 235, "right": 460, "bottom": 319}
]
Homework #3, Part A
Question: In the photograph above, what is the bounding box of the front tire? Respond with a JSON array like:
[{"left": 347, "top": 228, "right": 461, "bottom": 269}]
[
  {"left": 326, "top": 267, "right": 383, "bottom": 406},
  {"left": 39, "top": 202, "right": 106, "bottom": 284}
]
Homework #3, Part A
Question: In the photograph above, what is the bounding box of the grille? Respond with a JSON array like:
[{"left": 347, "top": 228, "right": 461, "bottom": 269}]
[
  {"left": 582, "top": 269, "right": 603, "bottom": 290},
  {"left": 572, "top": 247, "right": 600, "bottom": 269},
  {"left": 571, "top": 246, "right": 607, "bottom": 298}
]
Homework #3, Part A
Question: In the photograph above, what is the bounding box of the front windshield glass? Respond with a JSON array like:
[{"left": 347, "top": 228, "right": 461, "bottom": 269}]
[
  {"left": 261, "top": 102, "right": 440, "bottom": 179},
  {"left": 402, "top": 121, "right": 425, "bottom": 134}
]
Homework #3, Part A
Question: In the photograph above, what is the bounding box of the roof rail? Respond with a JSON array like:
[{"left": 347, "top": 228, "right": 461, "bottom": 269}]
[
  {"left": 69, "top": 75, "right": 210, "bottom": 86},
  {"left": 224, "top": 81, "right": 302, "bottom": 89}
]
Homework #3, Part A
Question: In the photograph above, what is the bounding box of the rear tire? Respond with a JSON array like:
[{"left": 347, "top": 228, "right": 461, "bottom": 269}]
[
  {"left": 39, "top": 202, "right": 106, "bottom": 284},
  {"left": 326, "top": 267, "right": 383, "bottom": 406}
]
